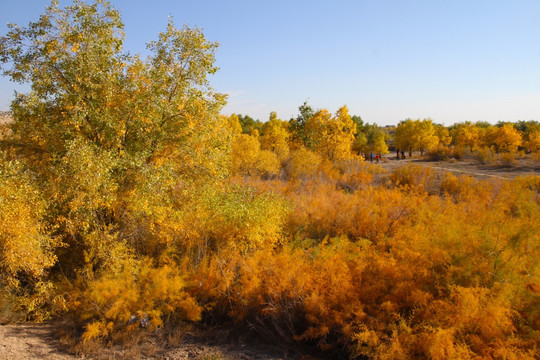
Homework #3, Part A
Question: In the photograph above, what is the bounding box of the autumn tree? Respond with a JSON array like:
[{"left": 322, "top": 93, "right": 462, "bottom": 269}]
[
  {"left": 289, "top": 101, "right": 315, "bottom": 148},
  {"left": 260, "top": 112, "right": 290, "bottom": 161},
  {"left": 526, "top": 130, "right": 540, "bottom": 152},
  {"left": 395, "top": 118, "right": 438, "bottom": 156},
  {"left": 225, "top": 114, "right": 242, "bottom": 135},
  {"left": 434, "top": 124, "right": 451, "bottom": 148},
  {"left": 485, "top": 124, "right": 522, "bottom": 153},
  {"left": 515, "top": 121, "right": 540, "bottom": 152},
  {"left": 0, "top": 0, "right": 233, "bottom": 332},
  {"left": 0, "top": 156, "right": 58, "bottom": 293},
  {"left": 352, "top": 132, "right": 368, "bottom": 155},
  {"left": 237, "top": 114, "right": 263, "bottom": 135},
  {"left": 416, "top": 119, "right": 439, "bottom": 155},
  {"left": 354, "top": 123, "right": 388, "bottom": 155},
  {"left": 231, "top": 133, "right": 280, "bottom": 177},
  {"left": 305, "top": 106, "right": 356, "bottom": 160},
  {"left": 451, "top": 122, "right": 485, "bottom": 151}
]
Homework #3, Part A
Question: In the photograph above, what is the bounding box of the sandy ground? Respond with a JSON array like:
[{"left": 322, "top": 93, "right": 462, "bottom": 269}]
[
  {"left": 376, "top": 153, "right": 538, "bottom": 181},
  {"left": 0, "top": 324, "right": 74, "bottom": 360},
  {"left": 0, "top": 324, "right": 289, "bottom": 360}
]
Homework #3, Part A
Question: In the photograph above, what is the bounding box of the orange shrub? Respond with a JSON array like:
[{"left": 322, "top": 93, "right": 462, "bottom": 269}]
[
  {"left": 285, "top": 146, "right": 322, "bottom": 179},
  {"left": 72, "top": 258, "right": 201, "bottom": 343},
  {"left": 192, "top": 174, "right": 540, "bottom": 359},
  {"left": 388, "top": 163, "right": 436, "bottom": 191}
]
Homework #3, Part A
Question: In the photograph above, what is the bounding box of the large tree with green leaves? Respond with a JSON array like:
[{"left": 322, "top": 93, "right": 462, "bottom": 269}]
[
  {"left": 1, "top": 0, "right": 227, "bottom": 170},
  {"left": 289, "top": 101, "right": 315, "bottom": 147},
  {"left": 0, "top": 0, "right": 235, "bottom": 326}
]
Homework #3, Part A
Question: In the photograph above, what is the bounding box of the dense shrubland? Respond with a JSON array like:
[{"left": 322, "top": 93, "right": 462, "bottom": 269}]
[{"left": 1, "top": 1, "right": 539, "bottom": 359}]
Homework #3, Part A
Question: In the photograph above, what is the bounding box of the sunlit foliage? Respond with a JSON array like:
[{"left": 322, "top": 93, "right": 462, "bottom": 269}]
[
  {"left": 305, "top": 106, "right": 357, "bottom": 160},
  {"left": 527, "top": 130, "right": 540, "bottom": 152},
  {"left": 395, "top": 118, "right": 439, "bottom": 156},
  {"left": 0, "top": 0, "right": 230, "bottom": 335},
  {"left": 353, "top": 123, "right": 389, "bottom": 155},
  {"left": 0, "top": 156, "right": 58, "bottom": 290},
  {"left": 230, "top": 133, "right": 280, "bottom": 177},
  {"left": 0, "top": 2, "right": 538, "bottom": 359},
  {"left": 203, "top": 174, "right": 540, "bottom": 359},
  {"left": 451, "top": 122, "right": 485, "bottom": 151},
  {"left": 260, "top": 113, "right": 291, "bottom": 162},
  {"left": 486, "top": 124, "right": 523, "bottom": 153}
]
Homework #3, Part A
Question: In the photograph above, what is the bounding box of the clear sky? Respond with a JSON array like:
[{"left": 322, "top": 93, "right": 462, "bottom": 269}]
[{"left": 1, "top": 0, "right": 539, "bottom": 126}]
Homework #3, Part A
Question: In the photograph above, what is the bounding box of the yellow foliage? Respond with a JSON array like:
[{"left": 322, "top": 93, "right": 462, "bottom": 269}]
[
  {"left": 0, "top": 157, "right": 59, "bottom": 289},
  {"left": 231, "top": 133, "right": 261, "bottom": 175},
  {"left": 487, "top": 124, "right": 522, "bottom": 153},
  {"left": 396, "top": 118, "right": 439, "bottom": 156},
  {"left": 256, "top": 150, "right": 281, "bottom": 177},
  {"left": 77, "top": 258, "right": 201, "bottom": 341},
  {"left": 260, "top": 118, "right": 290, "bottom": 161},
  {"left": 192, "top": 173, "right": 540, "bottom": 358},
  {"left": 204, "top": 184, "right": 290, "bottom": 251},
  {"left": 388, "top": 163, "right": 435, "bottom": 190},
  {"left": 526, "top": 130, "right": 540, "bottom": 152},
  {"left": 230, "top": 134, "right": 280, "bottom": 176},
  {"left": 226, "top": 114, "right": 242, "bottom": 135},
  {"left": 1, "top": 2, "right": 539, "bottom": 358},
  {"left": 452, "top": 123, "right": 485, "bottom": 151},
  {"left": 286, "top": 146, "right": 322, "bottom": 179},
  {"left": 305, "top": 106, "right": 356, "bottom": 160}
]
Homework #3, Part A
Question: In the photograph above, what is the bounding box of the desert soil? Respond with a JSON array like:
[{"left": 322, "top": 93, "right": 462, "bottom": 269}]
[
  {"left": 0, "top": 323, "right": 289, "bottom": 360},
  {"left": 378, "top": 153, "right": 538, "bottom": 180},
  {"left": 0, "top": 324, "right": 74, "bottom": 360}
]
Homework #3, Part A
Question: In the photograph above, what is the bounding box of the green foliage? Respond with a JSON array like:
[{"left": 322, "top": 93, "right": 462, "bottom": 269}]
[
  {"left": 353, "top": 123, "right": 389, "bottom": 155},
  {"left": 289, "top": 101, "right": 315, "bottom": 146},
  {"left": 237, "top": 114, "right": 263, "bottom": 135}
]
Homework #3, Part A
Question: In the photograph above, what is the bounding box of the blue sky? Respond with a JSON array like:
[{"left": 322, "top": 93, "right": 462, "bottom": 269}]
[{"left": 1, "top": 0, "right": 539, "bottom": 126}]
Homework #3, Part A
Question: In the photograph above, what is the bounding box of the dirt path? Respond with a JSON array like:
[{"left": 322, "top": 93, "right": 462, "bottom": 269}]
[
  {"left": 414, "top": 163, "right": 512, "bottom": 180},
  {"left": 0, "top": 324, "right": 74, "bottom": 360},
  {"left": 378, "top": 154, "right": 538, "bottom": 180},
  {"left": 0, "top": 324, "right": 288, "bottom": 360}
]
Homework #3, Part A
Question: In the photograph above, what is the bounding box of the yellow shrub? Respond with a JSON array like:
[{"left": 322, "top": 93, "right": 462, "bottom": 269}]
[
  {"left": 388, "top": 163, "right": 435, "bottom": 191},
  {"left": 76, "top": 258, "right": 201, "bottom": 342},
  {"left": 498, "top": 152, "right": 517, "bottom": 167},
  {"left": 475, "top": 146, "right": 496, "bottom": 164},
  {"left": 255, "top": 150, "right": 280, "bottom": 177},
  {"left": 204, "top": 184, "right": 290, "bottom": 252},
  {"left": 193, "top": 174, "right": 540, "bottom": 358},
  {"left": 286, "top": 146, "right": 322, "bottom": 179}
]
